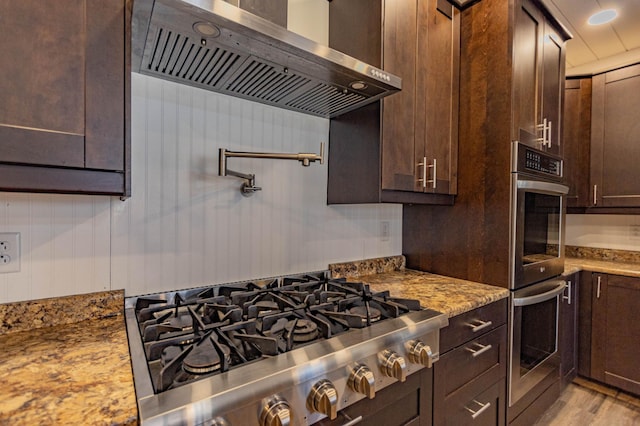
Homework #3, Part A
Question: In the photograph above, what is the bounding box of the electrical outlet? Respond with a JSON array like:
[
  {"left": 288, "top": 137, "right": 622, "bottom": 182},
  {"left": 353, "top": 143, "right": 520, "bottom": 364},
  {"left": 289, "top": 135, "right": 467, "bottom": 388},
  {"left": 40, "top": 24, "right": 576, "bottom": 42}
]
[
  {"left": 381, "top": 221, "right": 390, "bottom": 242},
  {"left": 0, "top": 232, "right": 20, "bottom": 273},
  {"left": 630, "top": 225, "right": 640, "bottom": 241}
]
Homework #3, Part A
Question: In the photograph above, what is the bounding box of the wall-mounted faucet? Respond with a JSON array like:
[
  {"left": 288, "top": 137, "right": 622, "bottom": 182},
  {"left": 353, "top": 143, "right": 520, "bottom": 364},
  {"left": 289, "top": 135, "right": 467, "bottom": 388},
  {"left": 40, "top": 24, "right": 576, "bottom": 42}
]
[{"left": 219, "top": 143, "right": 324, "bottom": 196}]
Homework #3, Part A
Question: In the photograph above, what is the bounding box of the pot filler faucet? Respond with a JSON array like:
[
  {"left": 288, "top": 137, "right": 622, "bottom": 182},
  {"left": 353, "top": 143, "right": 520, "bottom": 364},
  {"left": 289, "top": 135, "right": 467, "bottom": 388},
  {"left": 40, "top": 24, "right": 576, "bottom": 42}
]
[{"left": 219, "top": 142, "right": 324, "bottom": 196}]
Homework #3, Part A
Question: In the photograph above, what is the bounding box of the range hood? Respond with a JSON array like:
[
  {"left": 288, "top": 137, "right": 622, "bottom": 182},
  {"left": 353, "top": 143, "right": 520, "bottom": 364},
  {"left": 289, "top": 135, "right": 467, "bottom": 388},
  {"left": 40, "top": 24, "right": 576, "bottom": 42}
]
[{"left": 132, "top": 0, "right": 402, "bottom": 118}]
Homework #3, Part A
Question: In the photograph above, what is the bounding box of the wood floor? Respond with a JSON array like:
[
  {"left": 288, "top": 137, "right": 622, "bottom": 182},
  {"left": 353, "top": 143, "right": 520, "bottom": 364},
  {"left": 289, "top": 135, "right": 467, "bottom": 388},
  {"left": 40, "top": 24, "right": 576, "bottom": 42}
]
[{"left": 535, "top": 378, "right": 640, "bottom": 425}]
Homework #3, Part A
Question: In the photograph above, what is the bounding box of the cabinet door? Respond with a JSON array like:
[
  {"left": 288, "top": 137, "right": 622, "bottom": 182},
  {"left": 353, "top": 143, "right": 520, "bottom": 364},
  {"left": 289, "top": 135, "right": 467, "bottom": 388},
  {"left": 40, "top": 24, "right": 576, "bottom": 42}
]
[
  {"left": 559, "top": 273, "right": 578, "bottom": 387},
  {"left": 416, "top": 0, "right": 459, "bottom": 195},
  {"left": 591, "top": 273, "right": 640, "bottom": 396},
  {"left": 563, "top": 78, "right": 592, "bottom": 208},
  {"left": 381, "top": 0, "right": 419, "bottom": 193},
  {"left": 540, "top": 23, "right": 565, "bottom": 156},
  {"left": 591, "top": 64, "right": 640, "bottom": 207},
  {"left": 0, "top": 0, "right": 129, "bottom": 195},
  {"left": 513, "top": 0, "right": 544, "bottom": 146}
]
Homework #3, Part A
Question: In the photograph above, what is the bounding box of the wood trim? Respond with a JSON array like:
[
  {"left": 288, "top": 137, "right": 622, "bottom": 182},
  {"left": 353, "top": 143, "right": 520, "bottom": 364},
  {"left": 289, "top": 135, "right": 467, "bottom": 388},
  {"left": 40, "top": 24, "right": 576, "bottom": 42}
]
[
  {"left": 380, "top": 190, "right": 455, "bottom": 205},
  {"left": 589, "top": 73, "right": 605, "bottom": 206},
  {"left": 85, "top": 0, "right": 126, "bottom": 171},
  {"left": 508, "top": 377, "right": 561, "bottom": 425},
  {"left": 590, "top": 273, "right": 607, "bottom": 382},
  {"left": 0, "top": 164, "right": 124, "bottom": 195},
  {"left": 0, "top": 126, "right": 84, "bottom": 167},
  {"left": 604, "top": 62, "right": 640, "bottom": 83}
]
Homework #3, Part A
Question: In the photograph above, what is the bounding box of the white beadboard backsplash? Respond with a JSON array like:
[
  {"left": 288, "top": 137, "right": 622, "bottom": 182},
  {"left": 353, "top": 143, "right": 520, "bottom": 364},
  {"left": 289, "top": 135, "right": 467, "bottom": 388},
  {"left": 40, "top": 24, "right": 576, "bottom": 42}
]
[
  {"left": 0, "top": 74, "right": 402, "bottom": 303},
  {"left": 566, "top": 214, "right": 640, "bottom": 251}
]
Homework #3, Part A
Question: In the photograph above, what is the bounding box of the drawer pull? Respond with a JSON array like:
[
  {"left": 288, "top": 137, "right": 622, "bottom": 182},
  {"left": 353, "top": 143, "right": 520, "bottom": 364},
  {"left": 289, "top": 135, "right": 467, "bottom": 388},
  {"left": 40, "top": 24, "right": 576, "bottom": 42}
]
[
  {"left": 466, "top": 319, "right": 493, "bottom": 333},
  {"left": 465, "top": 400, "right": 492, "bottom": 419},
  {"left": 341, "top": 416, "right": 363, "bottom": 426},
  {"left": 465, "top": 343, "right": 492, "bottom": 358}
]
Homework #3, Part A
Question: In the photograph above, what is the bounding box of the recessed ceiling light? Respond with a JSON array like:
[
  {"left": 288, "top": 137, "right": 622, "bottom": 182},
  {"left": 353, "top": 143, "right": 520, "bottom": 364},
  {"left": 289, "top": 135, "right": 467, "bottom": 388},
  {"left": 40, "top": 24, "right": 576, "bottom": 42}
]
[{"left": 587, "top": 9, "right": 618, "bottom": 25}]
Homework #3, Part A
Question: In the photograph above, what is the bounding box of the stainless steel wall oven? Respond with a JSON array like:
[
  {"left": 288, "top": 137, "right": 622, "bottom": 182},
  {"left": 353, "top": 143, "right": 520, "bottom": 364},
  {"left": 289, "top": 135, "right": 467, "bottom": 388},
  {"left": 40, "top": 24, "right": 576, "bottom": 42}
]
[{"left": 508, "top": 142, "right": 568, "bottom": 409}]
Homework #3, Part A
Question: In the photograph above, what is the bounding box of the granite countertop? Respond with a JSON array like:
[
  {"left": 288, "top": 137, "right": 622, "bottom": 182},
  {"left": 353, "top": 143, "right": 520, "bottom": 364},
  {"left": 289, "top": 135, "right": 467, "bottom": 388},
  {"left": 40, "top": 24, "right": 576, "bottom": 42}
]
[
  {"left": 565, "top": 257, "right": 640, "bottom": 278},
  {"left": 0, "top": 292, "right": 137, "bottom": 425},
  {"left": 330, "top": 257, "right": 509, "bottom": 318}
]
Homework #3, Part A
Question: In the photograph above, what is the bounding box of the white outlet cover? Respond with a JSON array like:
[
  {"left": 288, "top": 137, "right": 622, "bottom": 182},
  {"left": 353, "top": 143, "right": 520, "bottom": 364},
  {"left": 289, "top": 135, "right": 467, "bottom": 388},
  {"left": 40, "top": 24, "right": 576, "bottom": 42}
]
[{"left": 0, "top": 232, "right": 20, "bottom": 273}]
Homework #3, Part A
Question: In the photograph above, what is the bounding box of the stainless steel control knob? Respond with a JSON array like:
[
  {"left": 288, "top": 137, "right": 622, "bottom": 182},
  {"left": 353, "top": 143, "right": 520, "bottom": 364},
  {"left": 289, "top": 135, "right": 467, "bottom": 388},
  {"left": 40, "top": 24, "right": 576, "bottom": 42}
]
[
  {"left": 379, "top": 349, "right": 407, "bottom": 382},
  {"left": 209, "top": 417, "right": 230, "bottom": 426},
  {"left": 307, "top": 379, "right": 338, "bottom": 420},
  {"left": 407, "top": 339, "right": 437, "bottom": 368},
  {"left": 348, "top": 363, "right": 376, "bottom": 399},
  {"left": 259, "top": 395, "right": 291, "bottom": 426}
]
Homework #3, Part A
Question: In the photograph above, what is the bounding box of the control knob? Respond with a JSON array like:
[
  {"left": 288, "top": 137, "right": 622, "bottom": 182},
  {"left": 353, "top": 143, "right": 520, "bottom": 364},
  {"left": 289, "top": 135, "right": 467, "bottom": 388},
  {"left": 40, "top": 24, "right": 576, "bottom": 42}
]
[
  {"left": 348, "top": 363, "right": 376, "bottom": 399},
  {"left": 259, "top": 395, "right": 291, "bottom": 426},
  {"left": 407, "top": 339, "right": 437, "bottom": 368},
  {"left": 307, "top": 379, "right": 338, "bottom": 420},
  {"left": 378, "top": 349, "right": 407, "bottom": 382}
]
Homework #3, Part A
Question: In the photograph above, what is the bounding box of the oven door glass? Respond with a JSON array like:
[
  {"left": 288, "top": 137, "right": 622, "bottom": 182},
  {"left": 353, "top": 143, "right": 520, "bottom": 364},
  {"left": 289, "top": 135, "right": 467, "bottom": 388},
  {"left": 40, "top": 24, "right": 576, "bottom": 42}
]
[
  {"left": 510, "top": 279, "right": 566, "bottom": 406},
  {"left": 513, "top": 178, "right": 568, "bottom": 289},
  {"left": 522, "top": 191, "right": 561, "bottom": 265}
]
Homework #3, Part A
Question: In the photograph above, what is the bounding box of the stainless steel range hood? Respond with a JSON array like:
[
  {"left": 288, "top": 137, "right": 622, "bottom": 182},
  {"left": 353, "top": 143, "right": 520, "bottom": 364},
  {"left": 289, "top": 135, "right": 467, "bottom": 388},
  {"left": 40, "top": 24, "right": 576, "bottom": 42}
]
[{"left": 132, "top": 0, "right": 402, "bottom": 118}]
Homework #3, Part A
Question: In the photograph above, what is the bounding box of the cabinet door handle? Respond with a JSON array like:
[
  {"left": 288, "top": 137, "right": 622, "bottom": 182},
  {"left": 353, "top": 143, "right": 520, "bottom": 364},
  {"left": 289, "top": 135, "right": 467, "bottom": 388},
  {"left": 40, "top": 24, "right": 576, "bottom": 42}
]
[
  {"left": 427, "top": 158, "right": 437, "bottom": 189},
  {"left": 417, "top": 157, "right": 427, "bottom": 188},
  {"left": 465, "top": 343, "right": 492, "bottom": 358},
  {"left": 465, "top": 400, "right": 492, "bottom": 419},
  {"left": 466, "top": 319, "right": 493, "bottom": 333},
  {"left": 562, "top": 280, "right": 572, "bottom": 305},
  {"left": 596, "top": 276, "right": 601, "bottom": 299},
  {"left": 547, "top": 120, "right": 553, "bottom": 147},
  {"left": 593, "top": 184, "right": 598, "bottom": 206},
  {"left": 341, "top": 416, "right": 363, "bottom": 426}
]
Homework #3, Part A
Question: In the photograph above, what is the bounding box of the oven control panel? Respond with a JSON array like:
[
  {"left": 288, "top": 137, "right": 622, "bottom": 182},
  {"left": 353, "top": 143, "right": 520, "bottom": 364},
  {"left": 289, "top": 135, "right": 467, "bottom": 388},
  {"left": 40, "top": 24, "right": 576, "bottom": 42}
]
[
  {"left": 513, "top": 142, "right": 563, "bottom": 180},
  {"left": 524, "top": 149, "right": 561, "bottom": 176}
]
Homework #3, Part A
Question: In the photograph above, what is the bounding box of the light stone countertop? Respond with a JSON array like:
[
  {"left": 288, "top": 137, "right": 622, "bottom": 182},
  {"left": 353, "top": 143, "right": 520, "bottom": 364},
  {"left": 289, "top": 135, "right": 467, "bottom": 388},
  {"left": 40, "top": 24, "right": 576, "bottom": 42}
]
[
  {"left": 355, "top": 269, "right": 510, "bottom": 318},
  {"left": 0, "top": 292, "right": 137, "bottom": 426},
  {"left": 565, "top": 257, "right": 640, "bottom": 278}
]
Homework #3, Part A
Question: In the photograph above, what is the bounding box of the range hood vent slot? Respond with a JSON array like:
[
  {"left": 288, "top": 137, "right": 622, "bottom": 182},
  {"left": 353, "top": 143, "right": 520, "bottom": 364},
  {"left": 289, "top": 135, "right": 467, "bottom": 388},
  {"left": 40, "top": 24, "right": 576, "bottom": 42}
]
[{"left": 132, "top": 0, "right": 401, "bottom": 118}]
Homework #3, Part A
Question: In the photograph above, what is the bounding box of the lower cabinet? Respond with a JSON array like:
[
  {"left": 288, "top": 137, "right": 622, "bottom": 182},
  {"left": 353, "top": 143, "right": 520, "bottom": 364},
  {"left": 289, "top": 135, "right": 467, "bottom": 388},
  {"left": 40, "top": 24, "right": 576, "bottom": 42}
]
[
  {"left": 559, "top": 272, "right": 579, "bottom": 388},
  {"left": 313, "top": 367, "right": 433, "bottom": 426},
  {"left": 588, "top": 273, "right": 640, "bottom": 395},
  {"left": 434, "top": 299, "right": 508, "bottom": 426}
]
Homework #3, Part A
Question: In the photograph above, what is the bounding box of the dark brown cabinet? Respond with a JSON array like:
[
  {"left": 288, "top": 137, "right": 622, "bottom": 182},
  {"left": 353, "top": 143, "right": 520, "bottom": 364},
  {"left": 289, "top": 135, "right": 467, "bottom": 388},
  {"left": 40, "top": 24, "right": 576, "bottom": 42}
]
[
  {"left": 327, "top": 0, "right": 459, "bottom": 205},
  {"left": 590, "top": 63, "right": 640, "bottom": 207},
  {"left": 0, "top": 0, "right": 130, "bottom": 196},
  {"left": 513, "top": 0, "right": 566, "bottom": 156},
  {"left": 559, "top": 272, "right": 578, "bottom": 388},
  {"left": 403, "top": 0, "right": 569, "bottom": 288},
  {"left": 563, "top": 78, "right": 592, "bottom": 208},
  {"left": 434, "top": 300, "right": 508, "bottom": 426},
  {"left": 589, "top": 273, "right": 640, "bottom": 396}
]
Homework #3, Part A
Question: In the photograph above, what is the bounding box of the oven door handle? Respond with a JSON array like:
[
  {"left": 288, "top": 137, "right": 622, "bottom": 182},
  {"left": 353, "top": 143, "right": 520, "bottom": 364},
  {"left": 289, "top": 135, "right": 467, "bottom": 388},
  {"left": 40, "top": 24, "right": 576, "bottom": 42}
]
[{"left": 513, "top": 282, "right": 566, "bottom": 306}]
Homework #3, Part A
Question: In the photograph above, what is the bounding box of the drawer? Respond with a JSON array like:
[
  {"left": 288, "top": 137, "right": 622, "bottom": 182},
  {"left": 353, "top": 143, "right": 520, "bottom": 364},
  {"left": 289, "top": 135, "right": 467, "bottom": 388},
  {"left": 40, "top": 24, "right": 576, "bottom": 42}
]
[
  {"left": 434, "top": 325, "right": 507, "bottom": 399},
  {"left": 440, "top": 378, "right": 506, "bottom": 426},
  {"left": 440, "top": 299, "right": 508, "bottom": 353}
]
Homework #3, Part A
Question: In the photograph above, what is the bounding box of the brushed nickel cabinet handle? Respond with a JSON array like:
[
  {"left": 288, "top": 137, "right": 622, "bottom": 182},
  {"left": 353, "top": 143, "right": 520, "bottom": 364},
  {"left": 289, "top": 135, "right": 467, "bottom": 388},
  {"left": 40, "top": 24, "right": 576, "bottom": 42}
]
[
  {"left": 417, "top": 156, "right": 427, "bottom": 188},
  {"left": 597, "top": 276, "right": 601, "bottom": 299},
  {"left": 465, "top": 399, "right": 492, "bottom": 419},
  {"left": 465, "top": 343, "right": 492, "bottom": 358},
  {"left": 466, "top": 319, "right": 493, "bottom": 333},
  {"left": 427, "top": 158, "right": 437, "bottom": 189},
  {"left": 562, "top": 280, "right": 572, "bottom": 305},
  {"left": 594, "top": 184, "right": 598, "bottom": 205}
]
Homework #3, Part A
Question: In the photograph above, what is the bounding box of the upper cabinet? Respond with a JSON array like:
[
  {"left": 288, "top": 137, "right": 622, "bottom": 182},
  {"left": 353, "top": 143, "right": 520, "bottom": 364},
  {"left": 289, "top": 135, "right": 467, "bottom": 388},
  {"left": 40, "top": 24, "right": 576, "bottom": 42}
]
[
  {"left": 327, "top": 0, "right": 459, "bottom": 204},
  {"left": 563, "top": 78, "right": 592, "bottom": 208},
  {"left": 590, "top": 64, "right": 640, "bottom": 208},
  {"left": 513, "top": 0, "right": 567, "bottom": 155},
  {"left": 563, "top": 63, "right": 640, "bottom": 211},
  {"left": 0, "top": 0, "right": 130, "bottom": 197}
]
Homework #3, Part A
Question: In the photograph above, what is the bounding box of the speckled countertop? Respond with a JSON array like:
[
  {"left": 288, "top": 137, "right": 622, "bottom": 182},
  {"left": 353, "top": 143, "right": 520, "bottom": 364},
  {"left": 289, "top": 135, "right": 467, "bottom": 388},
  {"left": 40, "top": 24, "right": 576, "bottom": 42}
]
[
  {"left": 330, "top": 256, "right": 509, "bottom": 318},
  {"left": 0, "top": 291, "right": 137, "bottom": 425},
  {"left": 564, "top": 246, "right": 640, "bottom": 278}
]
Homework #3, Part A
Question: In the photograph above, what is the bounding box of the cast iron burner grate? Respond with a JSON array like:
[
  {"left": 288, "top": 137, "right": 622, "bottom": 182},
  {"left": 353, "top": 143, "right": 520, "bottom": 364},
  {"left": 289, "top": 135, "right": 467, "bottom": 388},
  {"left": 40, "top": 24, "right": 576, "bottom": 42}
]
[{"left": 132, "top": 273, "right": 422, "bottom": 393}]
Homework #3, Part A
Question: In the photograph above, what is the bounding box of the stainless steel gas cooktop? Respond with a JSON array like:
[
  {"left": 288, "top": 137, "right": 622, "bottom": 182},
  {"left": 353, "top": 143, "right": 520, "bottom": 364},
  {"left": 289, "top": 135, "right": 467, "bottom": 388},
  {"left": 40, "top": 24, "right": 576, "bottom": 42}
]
[{"left": 125, "top": 272, "right": 448, "bottom": 425}]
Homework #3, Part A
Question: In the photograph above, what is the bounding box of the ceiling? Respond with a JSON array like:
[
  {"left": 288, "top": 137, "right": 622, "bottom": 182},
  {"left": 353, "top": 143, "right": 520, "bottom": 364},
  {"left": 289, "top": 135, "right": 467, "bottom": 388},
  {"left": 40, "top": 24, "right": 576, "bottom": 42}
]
[{"left": 541, "top": 0, "right": 640, "bottom": 76}]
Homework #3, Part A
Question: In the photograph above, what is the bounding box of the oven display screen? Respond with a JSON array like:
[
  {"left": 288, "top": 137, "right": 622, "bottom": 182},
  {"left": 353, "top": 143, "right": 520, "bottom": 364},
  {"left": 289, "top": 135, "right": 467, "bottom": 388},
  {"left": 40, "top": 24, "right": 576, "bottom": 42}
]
[{"left": 522, "top": 192, "right": 561, "bottom": 265}]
